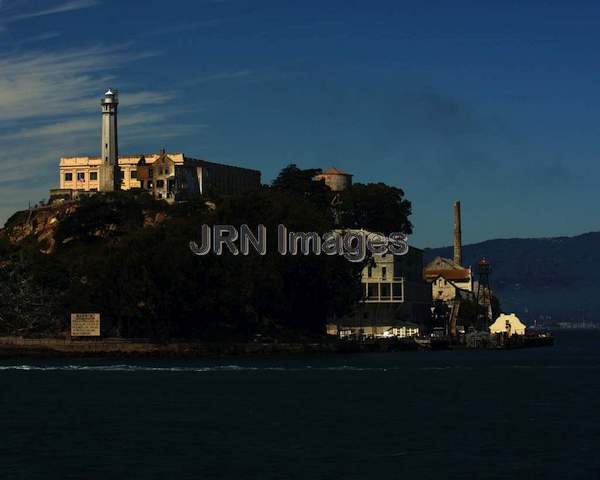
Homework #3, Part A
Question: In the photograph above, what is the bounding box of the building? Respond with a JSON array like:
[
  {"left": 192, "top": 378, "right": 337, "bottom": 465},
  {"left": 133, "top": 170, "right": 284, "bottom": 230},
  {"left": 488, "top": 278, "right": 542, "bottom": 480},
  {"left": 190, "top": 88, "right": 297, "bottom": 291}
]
[
  {"left": 51, "top": 89, "right": 261, "bottom": 202},
  {"left": 134, "top": 150, "right": 261, "bottom": 201},
  {"left": 327, "top": 235, "right": 432, "bottom": 338},
  {"left": 423, "top": 201, "right": 474, "bottom": 301},
  {"left": 424, "top": 257, "right": 473, "bottom": 300},
  {"left": 429, "top": 274, "right": 475, "bottom": 303},
  {"left": 423, "top": 201, "right": 476, "bottom": 335},
  {"left": 490, "top": 313, "right": 526, "bottom": 336},
  {"left": 328, "top": 322, "right": 420, "bottom": 339},
  {"left": 313, "top": 167, "right": 353, "bottom": 192},
  {"left": 56, "top": 151, "right": 260, "bottom": 201}
]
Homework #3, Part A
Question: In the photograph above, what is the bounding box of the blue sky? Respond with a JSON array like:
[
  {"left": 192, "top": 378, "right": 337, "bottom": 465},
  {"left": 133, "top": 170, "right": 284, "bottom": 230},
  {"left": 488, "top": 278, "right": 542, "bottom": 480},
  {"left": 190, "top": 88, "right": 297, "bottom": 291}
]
[{"left": 1, "top": 0, "right": 599, "bottom": 247}]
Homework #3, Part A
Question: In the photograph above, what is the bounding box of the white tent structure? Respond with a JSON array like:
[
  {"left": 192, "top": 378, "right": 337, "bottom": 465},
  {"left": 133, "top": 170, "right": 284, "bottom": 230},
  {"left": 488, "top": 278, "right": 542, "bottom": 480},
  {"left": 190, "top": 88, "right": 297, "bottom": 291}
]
[{"left": 489, "top": 313, "right": 526, "bottom": 337}]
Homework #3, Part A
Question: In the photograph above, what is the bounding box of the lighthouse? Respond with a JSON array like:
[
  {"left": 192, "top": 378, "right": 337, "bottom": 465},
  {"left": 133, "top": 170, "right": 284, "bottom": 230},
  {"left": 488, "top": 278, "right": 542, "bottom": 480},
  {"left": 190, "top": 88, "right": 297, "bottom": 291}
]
[{"left": 99, "top": 88, "right": 119, "bottom": 191}]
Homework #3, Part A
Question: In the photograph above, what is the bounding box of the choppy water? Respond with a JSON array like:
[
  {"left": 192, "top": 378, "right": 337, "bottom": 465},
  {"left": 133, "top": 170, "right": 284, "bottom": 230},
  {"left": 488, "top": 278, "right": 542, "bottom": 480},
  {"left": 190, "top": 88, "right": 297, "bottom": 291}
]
[{"left": 1, "top": 331, "right": 599, "bottom": 479}]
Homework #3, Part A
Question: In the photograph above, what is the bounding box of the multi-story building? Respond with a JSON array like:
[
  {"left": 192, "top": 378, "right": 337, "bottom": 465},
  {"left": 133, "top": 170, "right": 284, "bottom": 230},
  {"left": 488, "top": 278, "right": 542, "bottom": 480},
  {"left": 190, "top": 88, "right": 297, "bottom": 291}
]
[
  {"left": 327, "top": 237, "right": 432, "bottom": 338},
  {"left": 423, "top": 201, "right": 473, "bottom": 303},
  {"left": 56, "top": 151, "right": 260, "bottom": 202},
  {"left": 51, "top": 89, "right": 260, "bottom": 202},
  {"left": 424, "top": 257, "right": 473, "bottom": 302}
]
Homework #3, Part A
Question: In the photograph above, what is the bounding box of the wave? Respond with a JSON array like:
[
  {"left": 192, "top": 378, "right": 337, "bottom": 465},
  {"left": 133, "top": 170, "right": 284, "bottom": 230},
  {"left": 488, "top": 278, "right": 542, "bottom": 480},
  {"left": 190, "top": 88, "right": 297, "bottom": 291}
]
[
  {"left": 0, "top": 364, "right": 597, "bottom": 373},
  {"left": 0, "top": 364, "right": 412, "bottom": 373}
]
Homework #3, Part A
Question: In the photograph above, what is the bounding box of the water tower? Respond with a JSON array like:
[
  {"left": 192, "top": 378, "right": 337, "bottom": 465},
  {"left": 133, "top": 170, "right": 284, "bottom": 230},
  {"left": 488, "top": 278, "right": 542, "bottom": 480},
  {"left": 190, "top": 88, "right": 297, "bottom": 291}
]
[{"left": 474, "top": 258, "right": 493, "bottom": 331}]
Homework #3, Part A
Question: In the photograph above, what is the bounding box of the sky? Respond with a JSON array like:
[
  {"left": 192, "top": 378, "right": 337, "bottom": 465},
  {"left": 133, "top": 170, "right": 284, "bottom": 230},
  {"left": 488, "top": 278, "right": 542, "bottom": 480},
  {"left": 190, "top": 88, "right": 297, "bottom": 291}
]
[{"left": 1, "top": 0, "right": 599, "bottom": 248}]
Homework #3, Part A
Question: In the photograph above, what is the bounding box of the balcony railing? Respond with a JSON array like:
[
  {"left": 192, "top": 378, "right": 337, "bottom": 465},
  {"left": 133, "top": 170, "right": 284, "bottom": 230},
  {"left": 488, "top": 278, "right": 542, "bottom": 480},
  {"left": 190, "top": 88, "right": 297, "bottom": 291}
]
[{"left": 362, "top": 278, "right": 404, "bottom": 303}]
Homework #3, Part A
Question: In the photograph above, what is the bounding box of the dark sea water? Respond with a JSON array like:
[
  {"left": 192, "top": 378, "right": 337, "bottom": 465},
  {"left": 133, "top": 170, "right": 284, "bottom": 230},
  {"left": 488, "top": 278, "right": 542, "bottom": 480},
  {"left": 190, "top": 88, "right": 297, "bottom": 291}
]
[{"left": 1, "top": 331, "right": 600, "bottom": 480}]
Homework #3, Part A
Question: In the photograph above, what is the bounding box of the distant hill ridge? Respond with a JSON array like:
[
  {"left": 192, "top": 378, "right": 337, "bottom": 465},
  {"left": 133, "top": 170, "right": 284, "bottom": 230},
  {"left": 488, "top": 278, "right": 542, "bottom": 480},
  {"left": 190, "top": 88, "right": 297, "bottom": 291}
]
[{"left": 424, "top": 231, "right": 600, "bottom": 323}]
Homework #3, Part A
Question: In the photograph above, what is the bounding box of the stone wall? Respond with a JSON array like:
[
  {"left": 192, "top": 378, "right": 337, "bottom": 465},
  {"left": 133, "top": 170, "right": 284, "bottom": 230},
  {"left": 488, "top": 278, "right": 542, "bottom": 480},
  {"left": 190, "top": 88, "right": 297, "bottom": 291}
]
[{"left": 0, "top": 336, "right": 338, "bottom": 357}]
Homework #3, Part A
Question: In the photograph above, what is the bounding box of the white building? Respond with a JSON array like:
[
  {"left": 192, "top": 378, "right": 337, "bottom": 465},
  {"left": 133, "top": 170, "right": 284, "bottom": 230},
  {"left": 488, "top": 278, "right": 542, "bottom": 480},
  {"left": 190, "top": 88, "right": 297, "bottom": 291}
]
[
  {"left": 489, "top": 314, "right": 526, "bottom": 337},
  {"left": 326, "top": 232, "right": 432, "bottom": 337}
]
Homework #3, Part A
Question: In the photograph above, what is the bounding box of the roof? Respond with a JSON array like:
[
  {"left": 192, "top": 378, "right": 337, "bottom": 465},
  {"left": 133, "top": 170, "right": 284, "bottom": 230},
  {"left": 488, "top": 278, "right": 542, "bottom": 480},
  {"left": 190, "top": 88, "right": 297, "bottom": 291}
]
[
  {"left": 423, "top": 257, "right": 471, "bottom": 280},
  {"left": 184, "top": 157, "right": 261, "bottom": 175},
  {"left": 59, "top": 152, "right": 261, "bottom": 177},
  {"left": 321, "top": 167, "right": 352, "bottom": 176},
  {"left": 425, "top": 268, "right": 471, "bottom": 281},
  {"left": 60, "top": 153, "right": 184, "bottom": 161},
  {"left": 333, "top": 228, "right": 422, "bottom": 252},
  {"left": 426, "top": 256, "right": 464, "bottom": 270},
  {"left": 424, "top": 257, "right": 471, "bottom": 281}
]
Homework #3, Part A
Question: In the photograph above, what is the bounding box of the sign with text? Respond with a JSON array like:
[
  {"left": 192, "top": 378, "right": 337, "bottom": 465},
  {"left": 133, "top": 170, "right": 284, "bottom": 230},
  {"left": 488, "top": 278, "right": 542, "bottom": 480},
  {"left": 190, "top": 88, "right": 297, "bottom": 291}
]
[{"left": 70, "top": 313, "right": 101, "bottom": 337}]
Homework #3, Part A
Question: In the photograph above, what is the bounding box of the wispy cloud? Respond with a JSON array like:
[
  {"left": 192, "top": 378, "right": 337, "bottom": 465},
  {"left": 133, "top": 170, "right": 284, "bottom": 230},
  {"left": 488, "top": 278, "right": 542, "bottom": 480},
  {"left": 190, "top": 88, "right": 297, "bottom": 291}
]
[
  {"left": 0, "top": 112, "right": 167, "bottom": 142},
  {"left": 0, "top": 44, "right": 194, "bottom": 227},
  {"left": 15, "top": 31, "right": 62, "bottom": 45},
  {"left": 0, "top": 46, "right": 163, "bottom": 122},
  {"left": 3, "top": 0, "right": 99, "bottom": 23}
]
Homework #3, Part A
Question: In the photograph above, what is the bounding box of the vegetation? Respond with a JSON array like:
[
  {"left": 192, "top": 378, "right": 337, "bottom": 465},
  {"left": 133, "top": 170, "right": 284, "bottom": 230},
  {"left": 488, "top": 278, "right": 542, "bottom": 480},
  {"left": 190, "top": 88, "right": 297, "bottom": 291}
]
[{"left": 0, "top": 165, "right": 413, "bottom": 340}]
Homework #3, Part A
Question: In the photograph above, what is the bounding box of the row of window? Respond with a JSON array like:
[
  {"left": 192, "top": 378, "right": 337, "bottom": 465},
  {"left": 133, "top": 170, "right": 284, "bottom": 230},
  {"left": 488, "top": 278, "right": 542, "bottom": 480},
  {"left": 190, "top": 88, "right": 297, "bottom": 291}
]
[
  {"left": 146, "top": 167, "right": 170, "bottom": 177},
  {"left": 367, "top": 266, "right": 388, "bottom": 279},
  {"left": 64, "top": 172, "right": 96, "bottom": 182},
  {"left": 140, "top": 179, "right": 165, "bottom": 189},
  {"left": 64, "top": 170, "right": 138, "bottom": 182},
  {"left": 366, "top": 283, "right": 403, "bottom": 298}
]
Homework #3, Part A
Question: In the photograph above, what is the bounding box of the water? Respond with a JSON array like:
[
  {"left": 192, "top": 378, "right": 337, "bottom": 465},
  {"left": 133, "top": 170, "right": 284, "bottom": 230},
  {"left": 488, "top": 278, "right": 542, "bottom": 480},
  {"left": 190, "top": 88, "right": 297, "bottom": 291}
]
[{"left": 1, "top": 331, "right": 599, "bottom": 479}]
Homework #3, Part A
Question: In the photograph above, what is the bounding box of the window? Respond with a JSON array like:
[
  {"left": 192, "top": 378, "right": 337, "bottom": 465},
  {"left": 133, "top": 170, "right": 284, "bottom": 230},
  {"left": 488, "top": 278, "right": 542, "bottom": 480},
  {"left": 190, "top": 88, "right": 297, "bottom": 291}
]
[
  {"left": 64, "top": 173, "right": 73, "bottom": 182},
  {"left": 90, "top": 172, "right": 98, "bottom": 181},
  {"left": 140, "top": 180, "right": 144, "bottom": 189},
  {"left": 148, "top": 168, "right": 154, "bottom": 178},
  {"left": 164, "top": 167, "right": 170, "bottom": 175},
  {"left": 147, "top": 180, "right": 154, "bottom": 189},
  {"left": 156, "top": 179, "right": 165, "bottom": 188},
  {"left": 382, "top": 267, "right": 387, "bottom": 280},
  {"left": 367, "top": 266, "right": 372, "bottom": 278},
  {"left": 131, "top": 170, "right": 137, "bottom": 179},
  {"left": 77, "top": 172, "right": 85, "bottom": 182},
  {"left": 392, "top": 283, "right": 403, "bottom": 300}
]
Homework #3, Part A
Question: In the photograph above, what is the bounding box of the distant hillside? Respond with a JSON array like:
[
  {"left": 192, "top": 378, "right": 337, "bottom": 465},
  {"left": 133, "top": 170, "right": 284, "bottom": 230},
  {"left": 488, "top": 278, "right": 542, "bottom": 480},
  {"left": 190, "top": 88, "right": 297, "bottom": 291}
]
[{"left": 425, "top": 232, "right": 600, "bottom": 324}]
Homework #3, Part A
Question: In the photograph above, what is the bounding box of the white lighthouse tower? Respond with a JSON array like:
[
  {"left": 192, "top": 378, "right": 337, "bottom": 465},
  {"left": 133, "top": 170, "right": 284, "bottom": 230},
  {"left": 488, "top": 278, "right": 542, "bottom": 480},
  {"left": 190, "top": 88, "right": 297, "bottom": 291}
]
[{"left": 99, "top": 88, "right": 119, "bottom": 191}]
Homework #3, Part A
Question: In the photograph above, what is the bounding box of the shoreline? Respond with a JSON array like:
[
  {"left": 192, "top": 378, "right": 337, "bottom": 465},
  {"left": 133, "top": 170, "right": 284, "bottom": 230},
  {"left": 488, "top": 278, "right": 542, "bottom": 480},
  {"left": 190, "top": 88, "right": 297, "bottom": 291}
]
[
  {"left": 0, "top": 336, "right": 408, "bottom": 359},
  {"left": 0, "top": 334, "right": 554, "bottom": 359}
]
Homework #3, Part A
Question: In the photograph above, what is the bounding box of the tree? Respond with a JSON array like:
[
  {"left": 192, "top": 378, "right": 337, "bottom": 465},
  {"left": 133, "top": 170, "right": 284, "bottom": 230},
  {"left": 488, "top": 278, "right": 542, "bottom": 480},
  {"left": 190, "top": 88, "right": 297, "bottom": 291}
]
[
  {"left": 338, "top": 183, "right": 413, "bottom": 235},
  {"left": 272, "top": 164, "right": 333, "bottom": 211},
  {"left": 0, "top": 168, "right": 414, "bottom": 340}
]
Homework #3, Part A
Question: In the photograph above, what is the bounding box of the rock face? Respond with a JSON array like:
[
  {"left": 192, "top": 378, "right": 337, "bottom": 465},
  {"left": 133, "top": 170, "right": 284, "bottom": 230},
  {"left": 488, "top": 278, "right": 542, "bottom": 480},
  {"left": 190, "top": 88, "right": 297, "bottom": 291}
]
[
  {"left": 143, "top": 210, "right": 168, "bottom": 227},
  {"left": 1, "top": 200, "right": 170, "bottom": 254},
  {"left": 1, "top": 203, "right": 79, "bottom": 254}
]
